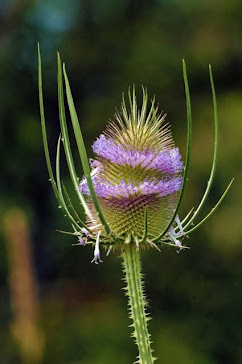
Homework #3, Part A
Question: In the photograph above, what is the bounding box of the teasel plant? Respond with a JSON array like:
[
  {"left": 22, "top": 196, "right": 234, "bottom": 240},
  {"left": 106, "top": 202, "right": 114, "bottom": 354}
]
[{"left": 38, "top": 44, "right": 233, "bottom": 364}]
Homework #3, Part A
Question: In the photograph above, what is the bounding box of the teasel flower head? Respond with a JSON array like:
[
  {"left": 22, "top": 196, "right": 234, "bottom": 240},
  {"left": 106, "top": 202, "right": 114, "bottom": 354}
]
[
  {"left": 80, "top": 88, "right": 183, "bottom": 244},
  {"left": 38, "top": 47, "right": 233, "bottom": 262}
]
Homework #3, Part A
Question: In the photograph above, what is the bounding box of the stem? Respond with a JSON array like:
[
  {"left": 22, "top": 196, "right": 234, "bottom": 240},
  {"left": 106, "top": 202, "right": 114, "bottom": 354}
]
[{"left": 122, "top": 244, "right": 155, "bottom": 364}]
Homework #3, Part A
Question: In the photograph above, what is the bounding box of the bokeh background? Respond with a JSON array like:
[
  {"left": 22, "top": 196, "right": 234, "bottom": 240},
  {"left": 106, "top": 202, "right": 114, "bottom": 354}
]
[{"left": 0, "top": 0, "right": 242, "bottom": 363}]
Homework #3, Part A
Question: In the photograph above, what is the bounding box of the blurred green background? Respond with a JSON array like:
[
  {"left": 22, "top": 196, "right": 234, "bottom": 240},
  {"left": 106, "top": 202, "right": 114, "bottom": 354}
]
[{"left": 0, "top": 0, "right": 242, "bottom": 363}]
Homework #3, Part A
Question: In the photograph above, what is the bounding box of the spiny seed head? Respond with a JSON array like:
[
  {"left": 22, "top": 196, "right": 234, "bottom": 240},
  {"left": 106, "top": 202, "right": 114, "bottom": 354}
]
[{"left": 80, "top": 88, "right": 183, "bottom": 241}]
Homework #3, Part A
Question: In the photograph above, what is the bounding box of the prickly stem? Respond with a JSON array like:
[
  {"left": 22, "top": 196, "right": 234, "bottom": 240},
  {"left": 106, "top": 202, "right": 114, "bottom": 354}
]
[{"left": 122, "top": 244, "right": 156, "bottom": 364}]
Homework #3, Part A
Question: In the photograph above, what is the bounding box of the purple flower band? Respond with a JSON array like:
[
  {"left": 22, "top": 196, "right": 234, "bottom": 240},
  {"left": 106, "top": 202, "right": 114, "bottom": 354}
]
[
  {"left": 80, "top": 175, "right": 183, "bottom": 199},
  {"left": 92, "top": 134, "right": 183, "bottom": 174}
]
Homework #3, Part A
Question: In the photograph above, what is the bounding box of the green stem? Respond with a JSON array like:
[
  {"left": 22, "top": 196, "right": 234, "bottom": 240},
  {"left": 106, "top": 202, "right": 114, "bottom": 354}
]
[{"left": 122, "top": 244, "right": 155, "bottom": 364}]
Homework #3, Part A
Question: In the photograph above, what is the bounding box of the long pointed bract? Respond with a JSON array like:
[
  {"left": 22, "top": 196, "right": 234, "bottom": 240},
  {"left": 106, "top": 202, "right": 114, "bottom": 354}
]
[
  {"left": 56, "top": 136, "right": 82, "bottom": 231},
  {"left": 38, "top": 45, "right": 83, "bottom": 230},
  {"left": 57, "top": 54, "right": 92, "bottom": 219},
  {"left": 139, "top": 209, "right": 148, "bottom": 245},
  {"left": 63, "top": 64, "right": 112, "bottom": 235},
  {"left": 38, "top": 44, "right": 59, "bottom": 200},
  {"left": 61, "top": 183, "right": 88, "bottom": 229},
  {"left": 152, "top": 59, "right": 192, "bottom": 242},
  {"left": 185, "top": 178, "right": 234, "bottom": 234},
  {"left": 182, "top": 65, "right": 218, "bottom": 231}
]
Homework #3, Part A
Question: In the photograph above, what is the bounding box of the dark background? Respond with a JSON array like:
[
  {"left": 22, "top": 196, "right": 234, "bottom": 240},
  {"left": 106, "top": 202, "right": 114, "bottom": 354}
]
[{"left": 0, "top": 1, "right": 242, "bottom": 363}]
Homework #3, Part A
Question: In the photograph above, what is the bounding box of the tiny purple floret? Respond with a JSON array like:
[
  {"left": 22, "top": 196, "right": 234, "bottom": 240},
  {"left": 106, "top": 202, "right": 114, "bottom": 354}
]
[
  {"left": 78, "top": 237, "right": 86, "bottom": 246},
  {"left": 81, "top": 227, "right": 90, "bottom": 238},
  {"left": 91, "top": 231, "right": 102, "bottom": 264}
]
